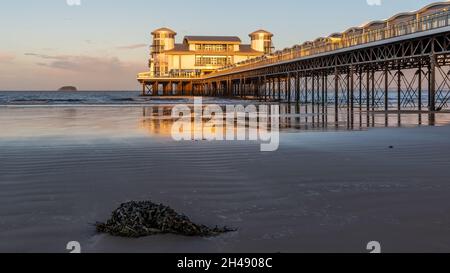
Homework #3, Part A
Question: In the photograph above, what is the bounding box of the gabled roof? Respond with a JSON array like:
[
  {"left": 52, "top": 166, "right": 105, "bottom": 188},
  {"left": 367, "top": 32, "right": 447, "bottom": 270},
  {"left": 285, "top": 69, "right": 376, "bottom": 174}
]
[
  {"left": 387, "top": 11, "right": 416, "bottom": 22},
  {"left": 165, "top": 44, "right": 191, "bottom": 53},
  {"left": 361, "top": 20, "right": 386, "bottom": 29},
  {"left": 184, "top": 36, "right": 242, "bottom": 44},
  {"left": 329, "top": 32, "right": 343, "bottom": 38},
  {"left": 417, "top": 1, "right": 450, "bottom": 14},
  {"left": 343, "top": 27, "right": 364, "bottom": 35},
  {"left": 314, "top": 37, "right": 330, "bottom": 43},
  {"left": 239, "top": 44, "right": 264, "bottom": 55}
]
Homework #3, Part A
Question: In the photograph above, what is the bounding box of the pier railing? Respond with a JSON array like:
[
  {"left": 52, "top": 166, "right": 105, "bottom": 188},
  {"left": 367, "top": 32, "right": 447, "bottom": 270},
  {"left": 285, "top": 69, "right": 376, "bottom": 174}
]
[
  {"left": 211, "top": 10, "right": 450, "bottom": 77},
  {"left": 138, "top": 70, "right": 202, "bottom": 80}
]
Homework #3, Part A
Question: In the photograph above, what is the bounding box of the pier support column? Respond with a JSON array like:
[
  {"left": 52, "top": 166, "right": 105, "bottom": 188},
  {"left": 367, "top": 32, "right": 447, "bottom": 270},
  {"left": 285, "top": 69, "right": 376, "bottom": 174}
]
[
  {"left": 278, "top": 76, "right": 281, "bottom": 101},
  {"left": 346, "top": 68, "right": 350, "bottom": 109},
  {"left": 153, "top": 82, "right": 159, "bottom": 96},
  {"left": 318, "top": 73, "right": 322, "bottom": 105},
  {"left": 335, "top": 67, "right": 339, "bottom": 122},
  {"left": 237, "top": 80, "right": 240, "bottom": 97},
  {"left": 359, "top": 69, "right": 363, "bottom": 109},
  {"left": 185, "top": 82, "right": 192, "bottom": 96},
  {"left": 397, "top": 66, "right": 402, "bottom": 111},
  {"left": 272, "top": 78, "right": 275, "bottom": 100},
  {"left": 287, "top": 73, "right": 291, "bottom": 103},
  {"left": 177, "top": 81, "right": 183, "bottom": 96},
  {"left": 231, "top": 80, "right": 234, "bottom": 97},
  {"left": 243, "top": 78, "right": 246, "bottom": 98},
  {"left": 350, "top": 66, "right": 354, "bottom": 111},
  {"left": 296, "top": 72, "right": 300, "bottom": 103},
  {"left": 429, "top": 54, "right": 436, "bottom": 112},
  {"left": 305, "top": 75, "right": 309, "bottom": 104},
  {"left": 228, "top": 78, "right": 234, "bottom": 98},
  {"left": 312, "top": 74, "right": 315, "bottom": 105},
  {"left": 164, "top": 82, "right": 172, "bottom": 96},
  {"left": 418, "top": 64, "right": 422, "bottom": 111},
  {"left": 163, "top": 82, "right": 168, "bottom": 96},
  {"left": 242, "top": 78, "right": 246, "bottom": 99},
  {"left": 264, "top": 76, "right": 268, "bottom": 102},
  {"left": 237, "top": 78, "right": 241, "bottom": 98},
  {"left": 385, "top": 66, "right": 389, "bottom": 111},
  {"left": 366, "top": 68, "right": 370, "bottom": 111},
  {"left": 322, "top": 72, "right": 326, "bottom": 108},
  {"left": 256, "top": 77, "right": 261, "bottom": 100},
  {"left": 371, "top": 69, "right": 375, "bottom": 110}
]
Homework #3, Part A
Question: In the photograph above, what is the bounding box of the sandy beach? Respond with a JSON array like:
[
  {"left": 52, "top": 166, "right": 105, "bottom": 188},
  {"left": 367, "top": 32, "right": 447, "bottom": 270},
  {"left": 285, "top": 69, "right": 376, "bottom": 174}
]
[
  {"left": 1, "top": 105, "right": 450, "bottom": 253},
  {"left": 4, "top": 0, "right": 450, "bottom": 261}
]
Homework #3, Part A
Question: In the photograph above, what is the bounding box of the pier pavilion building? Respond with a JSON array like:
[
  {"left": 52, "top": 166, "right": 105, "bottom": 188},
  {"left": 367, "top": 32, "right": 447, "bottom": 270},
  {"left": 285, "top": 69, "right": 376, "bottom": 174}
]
[{"left": 138, "top": 28, "right": 274, "bottom": 95}]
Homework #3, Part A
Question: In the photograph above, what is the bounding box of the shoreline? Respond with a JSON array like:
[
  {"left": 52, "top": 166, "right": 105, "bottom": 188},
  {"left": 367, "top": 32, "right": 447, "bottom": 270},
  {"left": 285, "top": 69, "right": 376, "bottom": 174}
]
[{"left": 0, "top": 103, "right": 449, "bottom": 112}]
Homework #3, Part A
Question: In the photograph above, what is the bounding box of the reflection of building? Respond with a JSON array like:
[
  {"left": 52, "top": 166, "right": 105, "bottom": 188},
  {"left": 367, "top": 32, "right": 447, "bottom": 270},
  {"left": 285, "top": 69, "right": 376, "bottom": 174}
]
[
  {"left": 138, "top": 106, "right": 443, "bottom": 138},
  {"left": 138, "top": 28, "right": 273, "bottom": 96}
]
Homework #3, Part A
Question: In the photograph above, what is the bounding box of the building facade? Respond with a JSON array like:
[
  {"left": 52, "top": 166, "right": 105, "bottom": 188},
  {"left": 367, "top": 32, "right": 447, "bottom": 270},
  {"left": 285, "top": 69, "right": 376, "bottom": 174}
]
[{"left": 138, "top": 28, "right": 273, "bottom": 96}]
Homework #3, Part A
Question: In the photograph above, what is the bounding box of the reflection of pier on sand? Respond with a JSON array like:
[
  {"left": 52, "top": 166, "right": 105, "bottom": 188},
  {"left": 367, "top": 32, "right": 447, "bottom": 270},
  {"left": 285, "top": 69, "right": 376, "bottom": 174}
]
[{"left": 139, "top": 103, "right": 449, "bottom": 138}]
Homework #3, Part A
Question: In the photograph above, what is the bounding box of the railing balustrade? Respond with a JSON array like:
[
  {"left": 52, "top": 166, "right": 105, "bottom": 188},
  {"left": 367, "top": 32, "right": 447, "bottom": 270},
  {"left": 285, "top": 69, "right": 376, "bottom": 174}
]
[{"left": 213, "top": 10, "right": 450, "bottom": 76}]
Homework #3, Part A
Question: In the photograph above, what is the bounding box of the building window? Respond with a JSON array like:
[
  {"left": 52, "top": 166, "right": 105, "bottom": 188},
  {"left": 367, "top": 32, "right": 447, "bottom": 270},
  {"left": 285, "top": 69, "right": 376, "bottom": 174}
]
[
  {"left": 194, "top": 44, "right": 229, "bottom": 52},
  {"left": 195, "top": 56, "right": 231, "bottom": 66}
]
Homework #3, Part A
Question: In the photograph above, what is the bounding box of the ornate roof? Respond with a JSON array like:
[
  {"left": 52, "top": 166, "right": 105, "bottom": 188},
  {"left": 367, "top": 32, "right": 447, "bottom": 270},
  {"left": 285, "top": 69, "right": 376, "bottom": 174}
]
[
  {"left": 249, "top": 29, "right": 273, "bottom": 36},
  {"left": 151, "top": 27, "right": 177, "bottom": 35}
]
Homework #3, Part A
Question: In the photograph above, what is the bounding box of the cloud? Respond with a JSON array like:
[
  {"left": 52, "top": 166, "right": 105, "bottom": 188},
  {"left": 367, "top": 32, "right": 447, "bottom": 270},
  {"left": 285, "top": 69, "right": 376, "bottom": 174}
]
[
  {"left": 45, "top": 56, "right": 125, "bottom": 72},
  {"left": 0, "top": 52, "right": 16, "bottom": 63},
  {"left": 366, "top": 0, "right": 382, "bottom": 6},
  {"left": 25, "top": 52, "right": 129, "bottom": 72},
  {"left": 20, "top": 51, "right": 146, "bottom": 90},
  {"left": 24, "top": 52, "right": 66, "bottom": 60},
  {"left": 116, "top": 43, "right": 148, "bottom": 50}
]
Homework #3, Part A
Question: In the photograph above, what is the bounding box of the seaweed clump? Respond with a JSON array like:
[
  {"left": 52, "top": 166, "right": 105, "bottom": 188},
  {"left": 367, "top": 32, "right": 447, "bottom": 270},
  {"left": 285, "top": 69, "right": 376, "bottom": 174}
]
[{"left": 96, "top": 201, "right": 235, "bottom": 238}]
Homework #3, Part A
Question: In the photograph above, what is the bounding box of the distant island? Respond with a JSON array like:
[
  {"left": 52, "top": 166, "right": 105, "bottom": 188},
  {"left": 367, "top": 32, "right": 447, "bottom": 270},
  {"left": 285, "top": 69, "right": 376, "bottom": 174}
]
[{"left": 58, "top": 86, "right": 78, "bottom": 91}]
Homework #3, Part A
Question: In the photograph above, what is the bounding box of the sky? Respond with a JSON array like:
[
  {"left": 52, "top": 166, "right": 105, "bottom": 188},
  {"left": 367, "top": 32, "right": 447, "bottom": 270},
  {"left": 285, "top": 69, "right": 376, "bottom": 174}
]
[{"left": 0, "top": 0, "right": 443, "bottom": 90}]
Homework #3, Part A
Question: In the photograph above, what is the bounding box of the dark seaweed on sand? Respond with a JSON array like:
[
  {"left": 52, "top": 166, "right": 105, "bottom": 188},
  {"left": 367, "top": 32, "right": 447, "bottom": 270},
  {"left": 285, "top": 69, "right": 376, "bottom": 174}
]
[{"left": 96, "top": 201, "right": 236, "bottom": 238}]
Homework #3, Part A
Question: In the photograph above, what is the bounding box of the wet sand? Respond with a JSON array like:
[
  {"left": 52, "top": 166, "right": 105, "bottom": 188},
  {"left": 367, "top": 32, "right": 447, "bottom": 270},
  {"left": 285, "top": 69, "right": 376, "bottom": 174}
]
[{"left": 1, "top": 106, "right": 450, "bottom": 253}]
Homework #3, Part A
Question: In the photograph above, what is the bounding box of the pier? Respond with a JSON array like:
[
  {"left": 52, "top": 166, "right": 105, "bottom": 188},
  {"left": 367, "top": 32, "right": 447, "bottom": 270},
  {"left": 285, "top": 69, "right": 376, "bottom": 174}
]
[{"left": 138, "top": 2, "right": 450, "bottom": 112}]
